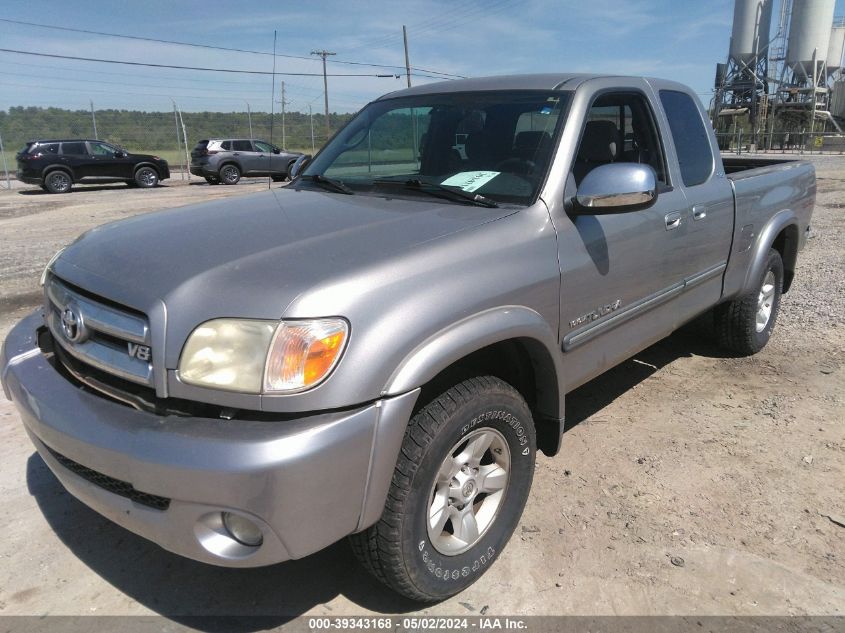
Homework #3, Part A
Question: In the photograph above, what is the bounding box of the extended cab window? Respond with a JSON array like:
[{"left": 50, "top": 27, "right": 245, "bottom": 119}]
[
  {"left": 659, "top": 90, "right": 713, "bottom": 187},
  {"left": 573, "top": 92, "right": 666, "bottom": 186}
]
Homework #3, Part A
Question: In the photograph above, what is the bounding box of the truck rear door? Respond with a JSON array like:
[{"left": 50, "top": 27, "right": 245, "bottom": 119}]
[{"left": 654, "top": 87, "right": 734, "bottom": 297}]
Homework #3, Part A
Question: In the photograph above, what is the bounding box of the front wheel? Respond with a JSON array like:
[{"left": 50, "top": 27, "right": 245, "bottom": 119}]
[
  {"left": 134, "top": 166, "right": 159, "bottom": 188},
  {"left": 715, "top": 248, "right": 784, "bottom": 355},
  {"left": 349, "top": 376, "right": 536, "bottom": 602}
]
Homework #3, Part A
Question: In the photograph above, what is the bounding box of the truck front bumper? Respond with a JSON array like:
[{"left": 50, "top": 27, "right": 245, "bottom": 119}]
[{"left": 1, "top": 311, "right": 419, "bottom": 567}]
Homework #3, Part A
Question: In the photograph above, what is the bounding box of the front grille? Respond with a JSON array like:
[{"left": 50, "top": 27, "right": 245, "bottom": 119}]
[
  {"left": 44, "top": 275, "right": 154, "bottom": 388},
  {"left": 45, "top": 445, "right": 171, "bottom": 511}
]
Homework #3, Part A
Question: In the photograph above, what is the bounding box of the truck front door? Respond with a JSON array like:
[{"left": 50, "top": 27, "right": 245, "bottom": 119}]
[{"left": 553, "top": 86, "right": 702, "bottom": 391}]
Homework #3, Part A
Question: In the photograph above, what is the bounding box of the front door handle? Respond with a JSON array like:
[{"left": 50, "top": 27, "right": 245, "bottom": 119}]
[
  {"left": 692, "top": 205, "right": 707, "bottom": 221},
  {"left": 665, "top": 212, "right": 682, "bottom": 230}
]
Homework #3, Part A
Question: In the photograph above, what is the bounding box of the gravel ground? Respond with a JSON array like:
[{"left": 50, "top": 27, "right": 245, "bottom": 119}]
[{"left": 0, "top": 163, "right": 842, "bottom": 621}]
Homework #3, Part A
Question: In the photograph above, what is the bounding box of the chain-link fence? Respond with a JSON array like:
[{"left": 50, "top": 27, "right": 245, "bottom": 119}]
[
  {"left": 0, "top": 105, "right": 355, "bottom": 187},
  {"left": 715, "top": 130, "right": 845, "bottom": 155}
]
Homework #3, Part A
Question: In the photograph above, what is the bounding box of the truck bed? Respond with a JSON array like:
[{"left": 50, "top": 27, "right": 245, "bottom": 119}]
[
  {"left": 720, "top": 157, "right": 815, "bottom": 300},
  {"left": 722, "top": 156, "right": 802, "bottom": 176}
]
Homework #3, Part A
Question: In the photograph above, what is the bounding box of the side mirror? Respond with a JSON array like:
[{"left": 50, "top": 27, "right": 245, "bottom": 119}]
[
  {"left": 573, "top": 163, "right": 657, "bottom": 214},
  {"left": 288, "top": 154, "right": 312, "bottom": 180},
  {"left": 272, "top": 148, "right": 281, "bottom": 154},
  {"left": 115, "top": 151, "right": 127, "bottom": 158}
]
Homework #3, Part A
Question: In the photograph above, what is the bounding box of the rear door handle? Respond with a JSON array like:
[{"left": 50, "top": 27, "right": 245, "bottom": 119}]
[
  {"left": 692, "top": 205, "right": 707, "bottom": 221},
  {"left": 665, "top": 212, "right": 682, "bottom": 230}
]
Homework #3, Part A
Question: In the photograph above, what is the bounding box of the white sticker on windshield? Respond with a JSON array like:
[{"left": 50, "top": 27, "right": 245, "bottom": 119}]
[{"left": 440, "top": 171, "right": 500, "bottom": 192}]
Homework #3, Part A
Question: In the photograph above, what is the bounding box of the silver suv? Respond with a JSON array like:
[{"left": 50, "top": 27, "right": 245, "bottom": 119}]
[{"left": 190, "top": 138, "right": 302, "bottom": 185}]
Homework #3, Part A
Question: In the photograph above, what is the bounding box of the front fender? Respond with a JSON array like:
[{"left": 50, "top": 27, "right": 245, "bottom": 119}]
[{"left": 383, "top": 305, "right": 564, "bottom": 420}]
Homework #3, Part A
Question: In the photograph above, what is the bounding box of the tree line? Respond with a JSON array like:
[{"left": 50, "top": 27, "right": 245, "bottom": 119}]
[{"left": 0, "top": 106, "right": 357, "bottom": 153}]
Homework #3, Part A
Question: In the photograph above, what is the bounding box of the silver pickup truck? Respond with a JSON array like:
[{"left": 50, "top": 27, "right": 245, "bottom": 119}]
[{"left": 1, "top": 74, "right": 815, "bottom": 602}]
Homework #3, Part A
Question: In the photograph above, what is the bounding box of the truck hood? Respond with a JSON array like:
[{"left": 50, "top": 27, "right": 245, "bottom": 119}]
[{"left": 54, "top": 187, "right": 516, "bottom": 360}]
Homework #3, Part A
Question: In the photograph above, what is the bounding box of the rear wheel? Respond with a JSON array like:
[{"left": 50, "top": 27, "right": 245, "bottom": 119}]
[
  {"left": 715, "top": 248, "right": 784, "bottom": 355},
  {"left": 219, "top": 164, "right": 241, "bottom": 185},
  {"left": 44, "top": 170, "right": 72, "bottom": 194},
  {"left": 349, "top": 376, "right": 536, "bottom": 602},
  {"left": 134, "top": 166, "right": 159, "bottom": 188}
]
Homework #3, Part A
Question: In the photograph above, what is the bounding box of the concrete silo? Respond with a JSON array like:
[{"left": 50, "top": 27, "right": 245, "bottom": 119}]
[
  {"left": 714, "top": 0, "right": 775, "bottom": 142},
  {"left": 785, "top": 0, "right": 836, "bottom": 83},
  {"left": 826, "top": 23, "right": 845, "bottom": 79}
]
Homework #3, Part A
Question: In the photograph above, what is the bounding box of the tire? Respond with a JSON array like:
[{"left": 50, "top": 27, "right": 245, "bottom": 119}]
[
  {"left": 219, "top": 163, "right": 241, "bottom": 185},
  {"left": 134, "top": 166, "right": 159, "bottom": 188},
  {"left": 43, "top": 170, "right": 72, "bottom": 194},
  {"left": 349, "top": 376, "right": 536, "bottom": 602},
  {"left": 205, "top": 177, "right": 220, "bottom": 185},
  {"left": 715, "top": 248, "right": 784, "bottom": 356}
]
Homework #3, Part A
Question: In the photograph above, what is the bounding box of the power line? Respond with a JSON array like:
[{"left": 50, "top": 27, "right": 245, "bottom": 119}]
[
  {"left": 344, "top": 0, "right": 513, "bottom": 52},
  {"left": 0, "top": 58, "right": 384, "bottom": 101},
  {"left": 0, "top": 17, "right": 466, "bottom": 79},
  {"left": 0, "top": 48, "right": 399, "bottom": 77}
]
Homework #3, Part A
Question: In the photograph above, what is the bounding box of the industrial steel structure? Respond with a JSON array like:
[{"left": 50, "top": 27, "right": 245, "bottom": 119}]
[{"left": 714, "top": 0, "right": 845, "bottom": 147}]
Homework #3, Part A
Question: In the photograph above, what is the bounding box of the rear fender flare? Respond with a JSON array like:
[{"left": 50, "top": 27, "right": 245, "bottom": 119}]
[
  {"left": 741, "top": 209, "right": 798, "bottom": 295},
  {"left": 42, "top": 165, "right": 74, "bottom": 182}
]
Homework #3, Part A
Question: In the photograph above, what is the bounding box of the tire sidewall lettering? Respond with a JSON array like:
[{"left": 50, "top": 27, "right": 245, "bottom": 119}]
[{"left": 407, "top": 386, "right": 535, "bottom": 595}]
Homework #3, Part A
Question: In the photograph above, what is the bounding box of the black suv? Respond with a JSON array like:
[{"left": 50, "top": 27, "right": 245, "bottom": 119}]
[{"left": 16, "top": 140, "right": 170, "bottom": 193}]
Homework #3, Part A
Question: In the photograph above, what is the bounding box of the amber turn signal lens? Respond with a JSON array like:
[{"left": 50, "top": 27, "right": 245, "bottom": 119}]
[{"left": 263, "top": 319, "right": 348, "bottom": 392}]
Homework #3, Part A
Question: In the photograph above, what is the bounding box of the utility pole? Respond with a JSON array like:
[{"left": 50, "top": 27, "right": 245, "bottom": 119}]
[
  {"left": 171, "top": 99, "right": 184, "bottom": 180},
  {"left": 244, "top": 101, "right": 253, "bottom": 140},
  {"left": 90, "top": 100, "right": 98, "bottom": 139},
  {"left": 311, "top": 49, "right": 336, "bottom": 140},
  {"left": 281, "top": 82, "right": 287, "bottom": 149},
  {"left": 403, "top": 25, "right": 412, "bottom": 88},
  {"left": 309, "top": 104, "right": 315, "bottom": 153}
]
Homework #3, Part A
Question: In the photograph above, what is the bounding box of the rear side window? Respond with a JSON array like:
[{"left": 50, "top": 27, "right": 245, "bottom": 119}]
[
  {"left": 220, "top": 141, "right": 232, "bottom": 151},
  {"left": 659, "top": 90, "right": 713, "bottom": 187},
  {"left": 232, "top": 140, "right": 252, "bottom": 151},
  {"left": 30, "top": 143, "right": 59, "bottom": 155},
  {"left": 61, "top": 142, "right": 87, "bottom": 155}
]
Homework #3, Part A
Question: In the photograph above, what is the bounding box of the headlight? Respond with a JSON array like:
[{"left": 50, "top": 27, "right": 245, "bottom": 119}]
[
  {"left": 178, "top": 318, "right": 348, "bottom": 394},
  {"left": 40, "top": 247, "right": 66, "bottom": 286}
]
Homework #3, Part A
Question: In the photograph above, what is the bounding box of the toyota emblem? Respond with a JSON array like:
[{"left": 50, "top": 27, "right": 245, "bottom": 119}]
[{"left": 60, "top": 306, "right": 85, "bottom": 342}]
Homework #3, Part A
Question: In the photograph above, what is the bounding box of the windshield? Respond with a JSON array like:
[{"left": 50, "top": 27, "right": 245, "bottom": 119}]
[{"left": 302, "top": 90, "right": 570, "bottom": 206}]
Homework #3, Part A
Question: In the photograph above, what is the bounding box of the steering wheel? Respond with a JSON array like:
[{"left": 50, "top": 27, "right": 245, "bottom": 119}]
[{"left": 494, "top": 157, "right": 536, "bottom": 175}]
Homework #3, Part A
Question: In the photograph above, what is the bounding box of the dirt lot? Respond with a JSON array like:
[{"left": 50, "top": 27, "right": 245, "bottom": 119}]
[{"left": 0, "top": 166, "right": 842, "bottom": 621}]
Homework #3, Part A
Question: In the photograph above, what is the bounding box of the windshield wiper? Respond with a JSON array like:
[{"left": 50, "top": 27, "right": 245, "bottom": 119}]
[
  {"left": 372, "top": 178, "right": 499, "bottom": 208},
  {"left": 301, "top": 174, "right": 354, "bottom": 195}
]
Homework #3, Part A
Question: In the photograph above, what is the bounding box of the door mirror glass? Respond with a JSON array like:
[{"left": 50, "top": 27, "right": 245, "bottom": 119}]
[
  {"left": 574, "top": 163, "right": 657, "bottom": 213},
  {"left": 288, "top": 154, "right": 312, "bottom": 180}
]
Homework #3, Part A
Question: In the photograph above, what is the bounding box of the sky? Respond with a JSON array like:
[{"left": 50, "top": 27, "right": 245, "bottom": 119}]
[{"left": 1, "top": 0, "right": 845, "bottom": 114}]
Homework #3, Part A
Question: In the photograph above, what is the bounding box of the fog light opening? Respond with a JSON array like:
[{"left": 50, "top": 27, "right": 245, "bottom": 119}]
[{"left": 221, "top": 511, "right": 264, "bottom": 547}]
